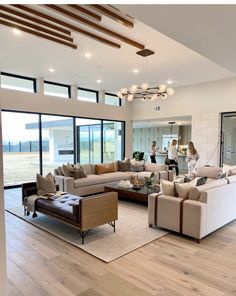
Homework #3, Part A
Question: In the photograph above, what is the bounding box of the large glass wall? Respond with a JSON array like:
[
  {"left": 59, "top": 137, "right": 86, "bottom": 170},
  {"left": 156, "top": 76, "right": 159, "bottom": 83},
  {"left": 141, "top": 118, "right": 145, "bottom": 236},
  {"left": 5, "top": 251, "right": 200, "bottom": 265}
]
[
  {"left": 76, "top": 118, "right": 101, "bottom": 164},
  {"left": 2, "top": 111, "right": 40, "bottom": 186},
  {"left": 1, "top": 111, "right": 125, "bottom": 187},
  {"left": 103, "top": 121, "right": 123, "bottom": 162},
  {"left": 41, "top": 115, "right": 74, "bottom": 175}
]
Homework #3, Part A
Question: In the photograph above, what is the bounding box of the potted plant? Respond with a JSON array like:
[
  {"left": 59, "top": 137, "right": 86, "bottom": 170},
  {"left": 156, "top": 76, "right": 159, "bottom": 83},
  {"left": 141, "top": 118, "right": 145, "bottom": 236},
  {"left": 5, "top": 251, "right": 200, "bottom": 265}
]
[{"left": 144, "top": 172, "right": 155, "bottom": 192}]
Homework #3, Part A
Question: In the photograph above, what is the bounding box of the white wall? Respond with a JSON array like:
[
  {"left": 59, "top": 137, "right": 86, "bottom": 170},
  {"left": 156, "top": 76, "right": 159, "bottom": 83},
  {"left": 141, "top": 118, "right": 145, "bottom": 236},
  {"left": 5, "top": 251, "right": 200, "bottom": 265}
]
[
  {"left": 0, "top": 110, "right": 7, "bottom": 295},
  {"left": 131, "top": 77, "right": 236, "bottom": 166}
]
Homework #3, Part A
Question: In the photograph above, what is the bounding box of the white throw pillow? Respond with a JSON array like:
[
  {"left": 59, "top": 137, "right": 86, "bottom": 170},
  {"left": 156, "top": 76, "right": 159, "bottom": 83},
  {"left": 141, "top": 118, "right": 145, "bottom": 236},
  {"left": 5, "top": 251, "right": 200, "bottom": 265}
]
[
  {"left": 175, "top": 182, "right": 192, "bottom": 199},
  {"left": 160, "top": 179, "right": 175, "bottom": 196},
  {"left": 37, "top": 172, "right": 56, "bottom": 196}
]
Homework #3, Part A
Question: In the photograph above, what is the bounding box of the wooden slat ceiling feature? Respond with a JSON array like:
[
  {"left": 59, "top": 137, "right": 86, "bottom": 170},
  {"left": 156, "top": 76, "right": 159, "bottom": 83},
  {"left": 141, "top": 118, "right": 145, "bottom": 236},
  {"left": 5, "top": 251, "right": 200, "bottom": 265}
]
[
  {"left": 12, "top": 5, "right": 121, "bottom": 49},
  {"left": 44, "top": 5, "right": 145, "bottom": 49},
  {"left": 67, "top": 5, "right": 101, "bottom": 22},
  {"left": 0, "top": 10, "right": 73, "bottom": 43},
  {"left": 89, "top": 5, "right": 134, "bottom": 28},
  {"left": 0, "top": 18, "right": 77, "bottom": 49},
  {"left": 0, "top": 5, "right": 71, "bottom": 36}
]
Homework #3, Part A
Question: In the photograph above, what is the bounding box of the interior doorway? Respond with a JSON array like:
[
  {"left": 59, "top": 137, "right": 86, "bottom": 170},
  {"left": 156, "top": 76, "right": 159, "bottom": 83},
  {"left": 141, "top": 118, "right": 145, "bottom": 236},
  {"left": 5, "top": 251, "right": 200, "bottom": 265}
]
[{"left": 220, "top": 112, "right": 236, "bottom": 166}]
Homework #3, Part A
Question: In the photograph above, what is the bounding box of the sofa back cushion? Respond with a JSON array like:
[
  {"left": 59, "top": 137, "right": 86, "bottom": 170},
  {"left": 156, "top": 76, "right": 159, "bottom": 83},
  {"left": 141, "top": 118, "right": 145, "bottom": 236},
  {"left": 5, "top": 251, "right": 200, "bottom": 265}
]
[
  {"left": 188, "top": 178, "right": 228, "bottom": 201},
  {"left": 196, "top": 166, "right": 222, "bottom": 179},
  {"left": 145, "top": 163, "right": 167, "bottom": 172},
  {"left": 81, "top": 164, "right": 93, "bottom": 175},
  {"left": 95, "top": 162, "right": 116, "bottom": 175}
]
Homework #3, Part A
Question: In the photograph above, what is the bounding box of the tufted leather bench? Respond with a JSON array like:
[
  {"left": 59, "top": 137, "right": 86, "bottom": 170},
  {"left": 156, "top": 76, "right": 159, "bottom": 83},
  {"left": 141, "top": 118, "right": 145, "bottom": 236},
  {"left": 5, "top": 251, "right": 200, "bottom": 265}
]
[{"left": 22, "top": 182, "right": 118, "bottom": 244}]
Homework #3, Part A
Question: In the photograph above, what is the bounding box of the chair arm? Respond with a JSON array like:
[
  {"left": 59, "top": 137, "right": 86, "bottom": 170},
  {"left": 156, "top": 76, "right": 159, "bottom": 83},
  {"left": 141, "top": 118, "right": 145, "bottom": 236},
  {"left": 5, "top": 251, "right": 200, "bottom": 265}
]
[
  {"left": 54, "top": 175, "right": 65, "bottom": 191},
  {"left": 182, "top": 200, "right": 207, "bottom": 239},
  {"left": 148, "top": 193, "right": 160, "bottom": 226},
  {"left": 63, "top": 177, "right": 74, "bottom": 193},
  {"left": 167, "top": 170, "right": 174, "bottom": 181},
  {"left": 157, "top": 195, "right": 184, "bottom": 232},
  {"left": 78, "top": 192, "right": 118, "bottom": 231}
]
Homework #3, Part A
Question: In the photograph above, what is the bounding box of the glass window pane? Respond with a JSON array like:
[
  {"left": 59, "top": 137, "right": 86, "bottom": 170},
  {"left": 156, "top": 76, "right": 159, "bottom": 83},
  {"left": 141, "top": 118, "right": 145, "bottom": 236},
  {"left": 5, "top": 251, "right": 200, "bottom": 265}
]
[
  {"left": 76, "top": 118, "right": 101, "bottom": 164},
  {"left": 105, "top": 93, "right": 120, "bottom": 106},
  {"left": 44, "top": 82, "right": 70, "bottom": 98},
  {"left": 2, "top": 112, "right": 40, "bottom": 186},
  {"left": 103, "top": 121, "right": 123, "bottom": 162},
  {"left": 78, "top": 89, "right": 97, "bottom": 103},
  {"left": 41, "top": 115, "right": 74, "bottom": 175},
  {"left": 1, "top": 74, "right": 35, "bottom": 93}
]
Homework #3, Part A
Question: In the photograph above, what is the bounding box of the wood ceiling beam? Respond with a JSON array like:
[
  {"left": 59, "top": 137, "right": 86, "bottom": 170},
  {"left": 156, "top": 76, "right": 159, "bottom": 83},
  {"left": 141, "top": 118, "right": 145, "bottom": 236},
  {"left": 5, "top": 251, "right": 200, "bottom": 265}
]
[
  {"left": 0, "top": 19, "right": 77, "bottom": 49},
  {"left": 12, "top": 5, "right": 121, "bottom": 49},
  {"left": 89, "top": 5, "right": 134, "bottom": 28},
  {"left": 45, "top": 5, "right": 144, "bottom": 49},
  {"left": 67, "top": 5, "right": 101, "bottom": 22},
  {"left": 2, "top": 5, "right": 71, "bottom": 36},
  {"left": 0, "top": 11, "right": 73, "bottom": 42}
]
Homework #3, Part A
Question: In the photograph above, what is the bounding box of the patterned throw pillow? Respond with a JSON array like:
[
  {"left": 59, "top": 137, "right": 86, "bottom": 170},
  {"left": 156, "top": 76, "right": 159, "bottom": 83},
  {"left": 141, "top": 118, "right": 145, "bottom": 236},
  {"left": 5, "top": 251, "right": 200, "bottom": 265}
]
[
  {"left": 71, "top": 165, "right": 87, "bottom": 179},
  {"left": 117, "top": 159, "right": 130, "bottom": 172},
  {"left": 62, "top": 163, "right": 74, "bottom": 177},
  {"left": 37, "top": 172, "right": 56, "bottom": 196}
]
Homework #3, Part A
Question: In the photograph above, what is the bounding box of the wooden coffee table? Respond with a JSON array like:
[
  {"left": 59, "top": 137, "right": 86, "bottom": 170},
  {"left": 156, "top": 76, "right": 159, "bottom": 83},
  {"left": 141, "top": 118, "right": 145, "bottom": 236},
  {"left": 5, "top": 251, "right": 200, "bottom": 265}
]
[{"left": 104, "top": 182, "right": 160, "bottom": 203}]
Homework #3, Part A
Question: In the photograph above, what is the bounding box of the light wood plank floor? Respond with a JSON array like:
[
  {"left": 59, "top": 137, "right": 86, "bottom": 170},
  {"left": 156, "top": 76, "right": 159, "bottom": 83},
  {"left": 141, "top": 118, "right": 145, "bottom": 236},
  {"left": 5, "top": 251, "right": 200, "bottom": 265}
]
[{"left": 4, "top": 189, "right": 236, "bottom": 296}]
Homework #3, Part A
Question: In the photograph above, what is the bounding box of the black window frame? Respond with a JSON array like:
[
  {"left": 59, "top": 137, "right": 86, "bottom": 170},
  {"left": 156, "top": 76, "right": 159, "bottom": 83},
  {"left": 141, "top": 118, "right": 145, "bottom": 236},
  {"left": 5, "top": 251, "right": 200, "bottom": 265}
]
[
  {"left": 105, "top": 92, "right": 121, "bottom": 106},
  {"left": 0, "top": 72, "right": 37, "bottom": 93},
  {"left": 44, "top": 80, "right": 71, "bottom": 98},
  {"left": 77, "top": 87, "right": 99, "bottom": 103}
]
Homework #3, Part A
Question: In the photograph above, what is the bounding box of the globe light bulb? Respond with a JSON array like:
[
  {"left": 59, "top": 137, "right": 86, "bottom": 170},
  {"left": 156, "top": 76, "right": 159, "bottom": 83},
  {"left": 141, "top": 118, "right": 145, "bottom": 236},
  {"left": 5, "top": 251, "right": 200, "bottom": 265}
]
[
  {"left": 121, "top": 88, "right": 128, "bottom": 94},
  {"left": 167, "top": 87, "right": 175, "bottom": 96},
  {"left": 151, "top": 94, "right": 158, "bottom": 101},
  {"left": 141, "top": 82, "right": 149, "bottom": 91},
  {"left": 130, "top": 84, "right": 138, "bottom": 93},
  {"left": 141, "top": 97, "right": 147, "bottom": 102},
  {"left": 159, "top": 84, "right": 167, "bottom": 92},
  {"left": 127, "top": 94, "right": 134, "bottom": 102}
]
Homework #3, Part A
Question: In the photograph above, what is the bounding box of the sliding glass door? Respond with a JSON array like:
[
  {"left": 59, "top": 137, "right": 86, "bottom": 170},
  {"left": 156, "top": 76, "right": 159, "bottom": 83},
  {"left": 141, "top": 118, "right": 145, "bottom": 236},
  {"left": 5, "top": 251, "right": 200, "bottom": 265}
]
[
  {"left": 103, "top": 121, "right": 124, "bottom": 162},
  {"left": 2, "top": 111, "right": 40, "bottom": 186},
  {"left": 76, "top": 118, "right": 101, "bottom": 164},
  {"left": 41, "top": 115, "right": 74, "bottom": 175},
  {"left": 1, "top": 111, "right": 125, "bottom": 186}
]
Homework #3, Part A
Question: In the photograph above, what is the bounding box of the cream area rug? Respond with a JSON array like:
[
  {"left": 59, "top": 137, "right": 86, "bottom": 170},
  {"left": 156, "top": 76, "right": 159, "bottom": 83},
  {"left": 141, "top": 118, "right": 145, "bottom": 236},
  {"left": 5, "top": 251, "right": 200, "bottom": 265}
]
[{"left": 6, "top": 201, "right": 168, "bottom": 262}]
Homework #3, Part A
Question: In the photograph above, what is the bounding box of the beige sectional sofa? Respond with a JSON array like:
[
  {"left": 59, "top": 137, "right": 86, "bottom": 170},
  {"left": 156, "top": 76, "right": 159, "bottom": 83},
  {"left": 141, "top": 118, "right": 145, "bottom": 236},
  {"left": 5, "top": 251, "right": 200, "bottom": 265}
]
[
  {"left": 148, "top": 167, "right": 236, "bottom": 242},
  {"left": 54, "top": 162, "right": 173, "bottom": 196}
]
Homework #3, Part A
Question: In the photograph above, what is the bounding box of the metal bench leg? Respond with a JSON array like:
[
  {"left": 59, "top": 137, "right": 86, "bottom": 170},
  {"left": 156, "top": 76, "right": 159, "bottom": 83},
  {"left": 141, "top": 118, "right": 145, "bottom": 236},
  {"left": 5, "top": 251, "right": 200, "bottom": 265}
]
[{"left": 78, "top": 229, "right": 90, "bottom": 245}]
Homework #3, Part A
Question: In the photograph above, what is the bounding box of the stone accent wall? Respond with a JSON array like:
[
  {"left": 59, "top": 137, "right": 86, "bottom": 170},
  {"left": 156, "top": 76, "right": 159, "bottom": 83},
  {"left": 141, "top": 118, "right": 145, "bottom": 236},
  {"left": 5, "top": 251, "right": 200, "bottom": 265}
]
[{"left": 192, "top": 113, "right": 220, "bottom": 167}]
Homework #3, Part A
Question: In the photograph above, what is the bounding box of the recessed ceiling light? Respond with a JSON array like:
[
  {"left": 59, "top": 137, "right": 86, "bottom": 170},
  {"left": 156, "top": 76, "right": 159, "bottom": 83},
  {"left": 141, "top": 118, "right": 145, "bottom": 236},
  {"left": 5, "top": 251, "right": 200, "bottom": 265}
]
[
  {"left": 49, "top": 68, "right": 55, "bottom": 73},
  {"left": 133, "top": 69, "right": 139, "bottom": 74},
  {"left": 167, "top": 80, "right": 173, "bottom": 85},
  {"left": 12, "top": 28, "right": 22, "bottom": 35},
  {"left": 85, "top": 53, "right": 92, "bottom": 58},
  {"left": 96, "top": 79, "right": 102, "bottom": 83}
]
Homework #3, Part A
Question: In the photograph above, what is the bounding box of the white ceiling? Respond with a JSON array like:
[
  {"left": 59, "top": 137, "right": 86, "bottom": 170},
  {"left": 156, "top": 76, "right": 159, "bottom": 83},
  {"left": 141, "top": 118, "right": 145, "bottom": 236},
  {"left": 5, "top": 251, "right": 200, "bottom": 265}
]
[
  {"left": 0, "top": 5, "right": 234, "bottom": 94},
  {"left": 117, "top": 5, "right": 236, "bottom": 75}
]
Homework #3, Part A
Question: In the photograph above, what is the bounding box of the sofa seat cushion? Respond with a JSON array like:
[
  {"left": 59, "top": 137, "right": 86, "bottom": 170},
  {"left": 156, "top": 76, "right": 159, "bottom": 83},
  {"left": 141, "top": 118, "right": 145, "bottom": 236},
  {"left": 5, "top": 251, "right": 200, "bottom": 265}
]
[
  {"left": 74, "top": 172, "right": 131, "bottom": 188},
  {"left": 36, "top": 195, "right": 81, "bottom": 222}
]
